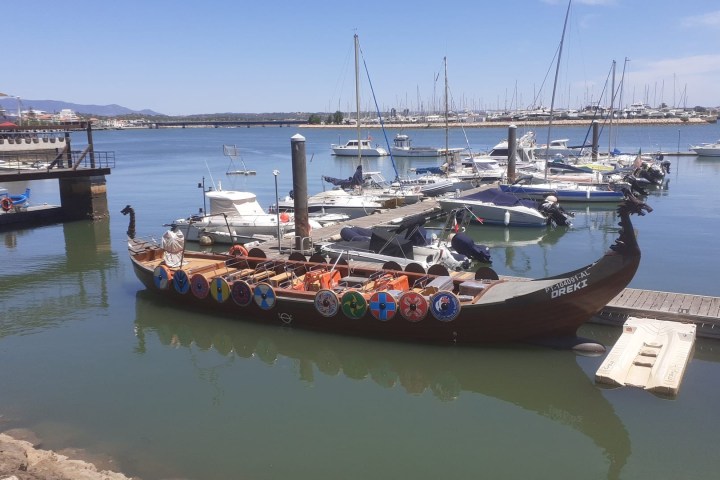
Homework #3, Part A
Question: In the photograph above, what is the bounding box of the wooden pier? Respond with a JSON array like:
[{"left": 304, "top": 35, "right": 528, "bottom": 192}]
[
  {"left": 0, "top": 123, "right": 114, "bottom": 228},
  {"left": 252, "top": 190, "right": 720, "bottom": 338}
]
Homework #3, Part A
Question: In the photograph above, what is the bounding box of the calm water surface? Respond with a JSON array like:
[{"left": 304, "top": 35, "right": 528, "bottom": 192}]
[{"left": 1, "top": 124, "right": 720, "bottom": 479}]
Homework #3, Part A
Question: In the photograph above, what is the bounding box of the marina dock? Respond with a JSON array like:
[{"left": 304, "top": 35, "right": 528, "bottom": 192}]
[{"left": 252, "top": 189, "right": 720, "bottom": 338}]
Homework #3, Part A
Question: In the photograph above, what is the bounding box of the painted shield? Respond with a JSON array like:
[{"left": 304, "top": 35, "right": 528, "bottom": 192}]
[
  {"left": 254, "top": 283, "right": 276, "bottom": 310},
  {"left": 398, "top": 291, "right": 429, "bottom": 322},
  {"left": 369, "top": 291, "right": 397, "bottom": 321},
  {"left": 231, "top": 280, "right": 253, "bottom": 307},
  {"left": 153, "top": 265, "right": 172, "bottom": 290},
  {"left": 430, "top": 291, "right": 461, "bottom": 322},
  {"left": 315, "top": 289, "right": 339, "bottom": 317},
  {"left": 172, "top": 269, "right": 190, "bottom": 294},
  {"left": 341, "top": 290, "right": 367, "bottom": 319},
  {"left": 190, "top": 273, "right": 210, "bottom": 299},
  {"left": 211, "top": 277, "right": 231, "bottom": 303}
]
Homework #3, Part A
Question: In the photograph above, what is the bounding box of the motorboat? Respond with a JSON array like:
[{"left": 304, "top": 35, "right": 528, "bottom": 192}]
[
  {"left": 321, "top": 164, "right": 423, "bottom": 207},
  {"left": 398, "top": 171, "right": 463, "bottom": 197},
  {"left": 316, "top": 209, "right": 491, "bottom": 272},
  {"left": 690, "top": 140, "right": 720, "bottom": 157},
  {"left": 500, "top": 176, "right": 625, "bottom": 203},
  {"left": 171, "top": 188, "right": 301, "bottom": 245},
  {"left": 439, "top": 187, "right": 568, "bottom": 227},
  {"left": 533, "top": 138, "right": 589, "bottom": 160},
  {"left": 390, "top": 134, "right": 441, "bottom": 157},
  {"left": 123, "top": 195, "right": 652, "bottom": 345},
  {"left": 331, "top": 138, "right": 388, "bottom": 156},
  {"left": 277, "top": 188, "right": 386, "bottom": 220},
  {"left": 486, "top": 131, "right": 537, "bottom": 164}
]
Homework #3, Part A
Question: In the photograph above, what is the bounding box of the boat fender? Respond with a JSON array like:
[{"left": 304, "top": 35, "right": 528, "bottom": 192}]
[
  {"left": 280, "top": 212, "right": 290, "bottom": 223},
  {"left": 229, "top": 244, "right": 248, "bottom": 257},
  {"left": 504, "top": 210, "right": 510, "bottom": 226},
  {"left": 0, "top": 197, "right": 12, "bottom": 212}
]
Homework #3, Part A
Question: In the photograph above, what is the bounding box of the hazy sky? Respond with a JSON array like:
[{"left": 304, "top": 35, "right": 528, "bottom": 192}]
[{"left": 4, "top": 0, "right": 719, "bottom": 116}]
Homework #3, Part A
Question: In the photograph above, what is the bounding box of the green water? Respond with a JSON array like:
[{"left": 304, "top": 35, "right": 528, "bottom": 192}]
[{"left": 1, "top": 125, "right": 720, "bottom": 479}]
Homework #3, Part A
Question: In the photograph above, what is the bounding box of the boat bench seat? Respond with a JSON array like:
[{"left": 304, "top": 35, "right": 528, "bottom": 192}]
[
  {"left": 244, "top": 270, "right": 274, "bottom": 283},
  {"left": 421, "top": 275, "right": 454, "bottom": 295},
  {"left": 186, "top": 262, "right": 229, "bottom": 277},
  {"left": 269, "top": 271, "right": 295, "bottom": 287},
  {"left": 338, "top": 275, "right": 368, "bottom": 288}
]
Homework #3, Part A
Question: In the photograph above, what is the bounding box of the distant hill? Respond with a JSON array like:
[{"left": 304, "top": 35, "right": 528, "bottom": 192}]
[{"left": 0, "top": 98, "right": 163, "bottom": 117}]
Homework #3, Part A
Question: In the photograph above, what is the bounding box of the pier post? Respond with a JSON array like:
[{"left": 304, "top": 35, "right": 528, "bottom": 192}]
[
  {"left": 290, "top": 134, "right": 310, "bottom": 250},
  {"left": 592, "top": 121, "right": 599, "bottom": 161},
  {"left": 86, "top": 122, "right": 96, "bottom": 167},
  {"left": 59, "top": 175, "right": 109, "bottom": 221},
  {"left": 507, "top": 124, "right": 517, "bottom": 183}
]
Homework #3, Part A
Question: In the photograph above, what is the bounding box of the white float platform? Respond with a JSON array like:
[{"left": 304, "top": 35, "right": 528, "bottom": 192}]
[{"left": 595, "top": 317, "right": 696, "bottom": 396}]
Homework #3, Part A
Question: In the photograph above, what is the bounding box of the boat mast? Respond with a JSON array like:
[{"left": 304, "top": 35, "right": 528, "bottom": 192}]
[
  {"left": 444, "top": 56, "right": 449, "bottom": 158},
  {"left": 545, "top": 0, "right": 572, "bottom": 178},
  {"left": 354, "top": 33, "right": 361, "bottom": 165},
  {"left": 608, "top": 60, "right": 616, "bottom": 155}
]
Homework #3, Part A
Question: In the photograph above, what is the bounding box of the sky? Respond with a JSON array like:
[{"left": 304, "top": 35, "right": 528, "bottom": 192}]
[{"left": 3, "top": 0, "right": 719, "bottom": 116}]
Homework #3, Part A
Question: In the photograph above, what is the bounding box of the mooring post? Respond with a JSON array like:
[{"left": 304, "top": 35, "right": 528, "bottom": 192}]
[
  {"left": 290, "top": 133, "right": 310, "bottom": 250},
  {"left": 507, "top": 124, "right": 517, "bottom": 183},
  {"left": 86, "top": 122, "right": 96, "bottom": 167},
  {"left": 592, "top": 120, "right": 599, "bottom": 161},
  {"left": 64, "top": 131, "right": 72, "bottom": 168}
]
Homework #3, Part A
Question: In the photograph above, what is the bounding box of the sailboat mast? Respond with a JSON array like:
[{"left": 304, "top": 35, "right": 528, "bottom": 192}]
[
  {"left": 544, "top": 0, "right": 572, "bottom": 175},
  {"left": 444, "top": 56, "right": 449, "bottom": 156},
  {"left": 608, "top": 59, "right": 616, "bottom": 155},
  {"left": 354, "top": 33, "right": 361, "bottom": 165}
]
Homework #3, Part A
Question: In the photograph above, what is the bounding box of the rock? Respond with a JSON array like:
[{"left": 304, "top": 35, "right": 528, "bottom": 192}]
[{"left": 0, "top": 433, "right": 138, "bottom": 480}]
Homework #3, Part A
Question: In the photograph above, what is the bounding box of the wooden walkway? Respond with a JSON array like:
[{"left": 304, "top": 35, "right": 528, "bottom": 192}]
[
  {"left": 597, "top": 288, "right": 720, "bottom": 339},
  {"left": 255, "top": 190, "right": 720, "bottom": 339}
]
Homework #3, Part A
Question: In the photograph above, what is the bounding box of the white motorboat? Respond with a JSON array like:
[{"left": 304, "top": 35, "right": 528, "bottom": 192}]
[
  {"left": 398, "top": 171, "right": 462, "bottom": 197},
  {"left": 690, "top": 140, "right": 720, "bottom": 157},
  {"left": 331, "top": 138, "right": 388, "bottom": 156},
  {"left": 173, "top": 189, "right": 301, "bottom": 244},
  {"left": 439, "top": 188, "right": 552, "bottom": 227},
  {"left": 277, "top": 188, "right": 386, "bottom": 220},
  {"left": 390, "top": 134, "right": 441, "bottom": 157},
  {"left": 499, "top": 177, "right": 625, "bottom": 203},
  {"left": 361, "top": 171, "right": 424, "bottom": 205},
  {"left": 487, "top": 131, "right": 538, "bottom": 164}
]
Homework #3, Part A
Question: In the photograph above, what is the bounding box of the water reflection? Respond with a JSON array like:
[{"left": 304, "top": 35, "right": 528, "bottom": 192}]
[
  {"left": 0, "top": 219, "right": 116, "bottom": 338},
  {"left": 134, "top": 289, "right": 631, "bottom": 479}
]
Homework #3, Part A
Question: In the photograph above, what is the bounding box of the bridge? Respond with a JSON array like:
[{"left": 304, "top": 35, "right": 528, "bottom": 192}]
[{"left": 151, "top": 119, "right": 306, "bottom": 128}]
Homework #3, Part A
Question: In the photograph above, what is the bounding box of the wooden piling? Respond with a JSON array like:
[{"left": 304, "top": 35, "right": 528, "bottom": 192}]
[{"left": 290, "top": 133, "right": 310, "bottom": 250}]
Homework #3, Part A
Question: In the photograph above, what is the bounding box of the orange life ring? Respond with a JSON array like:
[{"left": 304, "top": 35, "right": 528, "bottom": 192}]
[
  {"left": 228, "top": 244, "right": 248, "bottom": 257},
  {"left": 0, "top": 197, "right": 12, "bottom": 212}
]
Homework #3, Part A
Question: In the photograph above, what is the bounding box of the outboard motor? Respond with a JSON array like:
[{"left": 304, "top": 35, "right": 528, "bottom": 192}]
[
  {"left": 538, "top": 196, "right": 573, "bottom": 227},
  {"left": 622, "top": 174, "right": 649, "bottom": 196},
  {"left": 450, "top": 232, "right": 492, "bottom": 264}
]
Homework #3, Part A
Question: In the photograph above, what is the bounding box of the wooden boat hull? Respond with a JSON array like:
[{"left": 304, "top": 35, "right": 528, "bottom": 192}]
[
  {"left": 126, "top": 197, "right": 648, "bottom": 345},
  {"left": 128, "top": 244, "right": 638, "bottom": 345}
]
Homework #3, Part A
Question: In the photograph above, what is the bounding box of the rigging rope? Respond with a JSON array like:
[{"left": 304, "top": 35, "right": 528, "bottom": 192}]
[{"left": 358, "top": 45, "right": 399, "bottom": 181}]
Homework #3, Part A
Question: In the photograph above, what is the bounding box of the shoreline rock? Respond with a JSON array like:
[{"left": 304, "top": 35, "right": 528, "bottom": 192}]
[{"left": 0, "top": 431, "right": 137, "bottom": 480}]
